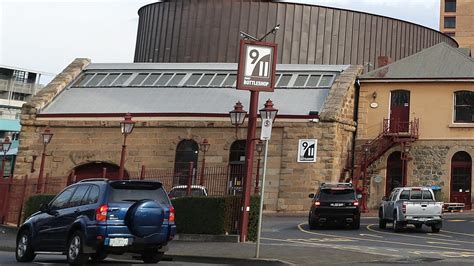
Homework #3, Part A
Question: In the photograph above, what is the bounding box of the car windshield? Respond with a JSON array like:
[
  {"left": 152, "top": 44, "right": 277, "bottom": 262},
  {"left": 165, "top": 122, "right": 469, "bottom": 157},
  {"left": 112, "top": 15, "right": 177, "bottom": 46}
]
[
  {"left": 169, "top": 188, "right": 206, "bottom": 197},
  {"left": 319, "top": 189, "right": 356, "bottom": 201},
  {"left": 108, "top": 181, "right": 170, "bottom": 205}
]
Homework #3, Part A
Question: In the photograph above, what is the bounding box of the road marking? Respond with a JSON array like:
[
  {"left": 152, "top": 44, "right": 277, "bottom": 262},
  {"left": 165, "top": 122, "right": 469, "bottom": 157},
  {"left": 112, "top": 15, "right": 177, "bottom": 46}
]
[
  {"left": 366, "top": 224, "right": 474, "bottom": 244},
  {"left": 440, "top": 229, "right": 474, "bottom": 237},
  {"left": 288, "top": 237, "right": 355, "bottom": 243},
  {"left": 426, "top": 241, "right": 460, "bottom": 246},
  {"left": 359, "top": 233, "right": 383, "bottom": 238},
  {"left": 427, "top": 233, "right": 452, "bottom": 238},
  {"left": 447, "top": 219, "right": 467, "bottom": 222},
  {"left": 297, "top": 223, "right": 474, "bottom": 252},
  {"left": 262, "top": 237, "right": 401, "bottom": 258}
]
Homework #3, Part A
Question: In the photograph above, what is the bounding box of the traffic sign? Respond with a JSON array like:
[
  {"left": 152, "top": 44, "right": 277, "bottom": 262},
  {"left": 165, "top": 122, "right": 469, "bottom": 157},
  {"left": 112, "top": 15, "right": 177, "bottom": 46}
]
[
  {"left": 237, "top": 40, "right": 277, "bottom": 92},
  {"left": 260, "top": 118, "right": 273, "bottom": 140},
  {"left": 297, "top": 139, "right": 317, "bottom": 162}
]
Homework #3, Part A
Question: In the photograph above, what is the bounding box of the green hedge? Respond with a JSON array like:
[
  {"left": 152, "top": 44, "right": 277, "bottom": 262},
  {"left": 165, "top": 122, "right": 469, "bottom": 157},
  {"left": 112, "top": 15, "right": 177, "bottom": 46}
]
[
  {"left": 23, "top": 194, "right": 56, "bottom": 221},
  {"left": 171, "top": 195, "right": 261, "bottom": 241}
]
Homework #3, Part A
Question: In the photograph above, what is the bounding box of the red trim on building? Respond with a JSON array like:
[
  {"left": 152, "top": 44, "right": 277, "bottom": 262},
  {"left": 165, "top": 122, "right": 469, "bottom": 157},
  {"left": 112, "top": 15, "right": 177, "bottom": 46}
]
[{"left": 36, "top": 112, "right": 319, "bottom": 119}]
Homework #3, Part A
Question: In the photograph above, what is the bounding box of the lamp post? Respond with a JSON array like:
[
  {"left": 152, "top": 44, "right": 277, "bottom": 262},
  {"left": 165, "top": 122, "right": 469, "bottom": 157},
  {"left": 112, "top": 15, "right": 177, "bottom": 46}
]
[
  {"left": 118, "top": 113, "right": 135, "bottom": 180},
  {"left": 229, "top": 101, "right": 247, "bottom": 138},
  {"left": 254, "top": 140, "right": 264, "bottom": 194},
  {"left": 0, "top": 136, "right": 11, "bottom": 178},
  {"left": 37, "top": 127, "right": 53, "bottom": 193},
  {"left": 199, "top": 138, "right": 210, "bottom": 186},
  {"left": 401, "top": 142, "right": 411, "bottom": 187}
]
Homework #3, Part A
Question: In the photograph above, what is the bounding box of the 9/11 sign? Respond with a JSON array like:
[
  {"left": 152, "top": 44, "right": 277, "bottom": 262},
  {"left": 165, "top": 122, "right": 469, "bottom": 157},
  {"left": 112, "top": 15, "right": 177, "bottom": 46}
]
[{"left": 237, "top": 40, "right": 277, "bottom": 92}]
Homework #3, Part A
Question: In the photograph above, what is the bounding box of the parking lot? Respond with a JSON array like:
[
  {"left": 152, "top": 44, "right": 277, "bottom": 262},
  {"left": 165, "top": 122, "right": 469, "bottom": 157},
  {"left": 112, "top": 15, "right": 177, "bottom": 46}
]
[{"left": 261, "top": 213, "right": 474, "bottom": 264}]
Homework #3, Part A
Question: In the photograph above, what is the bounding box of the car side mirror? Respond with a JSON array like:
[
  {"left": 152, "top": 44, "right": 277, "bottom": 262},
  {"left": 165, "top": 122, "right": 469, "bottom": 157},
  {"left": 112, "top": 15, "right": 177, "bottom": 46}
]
[
  {"left": 382, "top": 196, "right": 388, "bottom": 201},
  {"left": 39, "top": 203, "right": 49, "bottom": 213},
  {"left": 308, "top": 193, "right": 315, "bottom": 198}
]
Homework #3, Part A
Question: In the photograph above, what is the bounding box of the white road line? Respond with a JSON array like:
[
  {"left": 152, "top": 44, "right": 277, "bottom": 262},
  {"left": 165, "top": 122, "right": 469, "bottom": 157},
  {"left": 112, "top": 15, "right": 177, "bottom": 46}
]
[
  {"left": 440, "top": 229, "right": 474, "bottom": 237},
  {"left": 426, "top": 241, "right": 460, "bottom": 246},
  {"left": 366, "top": 224, "right": 474, "bottom": 244},
  {"left": 427, "top": 233, "right": 453, "bottom": 238},
  {"left": 359, "top": 233, "right": 383, "bottom": 238}
]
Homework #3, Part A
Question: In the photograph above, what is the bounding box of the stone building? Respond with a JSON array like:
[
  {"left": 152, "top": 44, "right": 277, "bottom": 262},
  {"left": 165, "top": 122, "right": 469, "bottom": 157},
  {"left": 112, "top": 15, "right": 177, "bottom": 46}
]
[
  {"left": 440, "top": 0, "right": 474, "bottom": 54},
  {"left": 2, "top": 59, "right": 362, "bottom": 223},
  {"left": 357, "top": 42, "right": 474, "bottom": 209}
]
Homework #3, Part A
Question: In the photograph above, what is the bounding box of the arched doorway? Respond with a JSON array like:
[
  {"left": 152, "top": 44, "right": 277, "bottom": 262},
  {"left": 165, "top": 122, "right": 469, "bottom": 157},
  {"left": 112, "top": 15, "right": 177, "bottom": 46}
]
[
  {"left": 386, "top": 151, "right": 403, "bottom": 196},
  {"left": 450, "top": 151, "right": 472, "bottom": 210},
  {"left": 229, "top": 140, "right": 246, "bottom": 195},
  {"left": 174, "top": 139, "right": 199, "bottom": 185},
  {"left": 71, "top": 162, "right": 125, "bottom": 182},
  {"left": 390, "top": 90, "right": 410, "bottom": 132}
]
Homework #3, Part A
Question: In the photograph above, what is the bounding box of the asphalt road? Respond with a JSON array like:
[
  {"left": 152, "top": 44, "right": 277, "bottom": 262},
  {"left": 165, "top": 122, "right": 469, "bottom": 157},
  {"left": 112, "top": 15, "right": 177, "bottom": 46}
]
[{"left": 260, "top": 213, "right": 474, "bottom": 264}]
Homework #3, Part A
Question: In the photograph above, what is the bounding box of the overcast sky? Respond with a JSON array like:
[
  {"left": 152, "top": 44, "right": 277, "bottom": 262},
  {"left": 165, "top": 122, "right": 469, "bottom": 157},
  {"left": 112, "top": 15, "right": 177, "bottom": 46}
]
[{"left": 0, "top": 0, "right": 441, "bottom": 76}]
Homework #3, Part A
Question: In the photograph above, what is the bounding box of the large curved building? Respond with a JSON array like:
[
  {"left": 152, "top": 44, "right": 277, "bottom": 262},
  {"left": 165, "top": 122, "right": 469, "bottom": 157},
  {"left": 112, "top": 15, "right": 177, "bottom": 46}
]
[{"left": 134, "top": 0, "right": 457, "bottom": 71}]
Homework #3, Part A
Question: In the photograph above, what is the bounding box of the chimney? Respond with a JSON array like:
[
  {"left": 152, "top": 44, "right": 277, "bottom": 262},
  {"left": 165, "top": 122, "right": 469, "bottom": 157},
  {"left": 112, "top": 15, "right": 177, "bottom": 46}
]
[{"left": 377, "top": 56, "right": 392, "bottom": 68}]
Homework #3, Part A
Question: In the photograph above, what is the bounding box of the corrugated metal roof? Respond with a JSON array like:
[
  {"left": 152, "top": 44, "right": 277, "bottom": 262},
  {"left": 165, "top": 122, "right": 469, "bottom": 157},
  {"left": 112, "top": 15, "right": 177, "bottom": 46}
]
[
  {"left": 41, "top": 63, "right": 348, "bottom": 116},
  {"left": 360, "top": 42, "right": 474, "bottom": 80}
]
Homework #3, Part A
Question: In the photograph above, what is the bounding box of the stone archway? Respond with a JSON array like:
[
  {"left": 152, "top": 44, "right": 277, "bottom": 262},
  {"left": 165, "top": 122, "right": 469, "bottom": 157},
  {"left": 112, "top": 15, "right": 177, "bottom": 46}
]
[{"left": 70, "top": 162, "right": 128, "bottom": 182}]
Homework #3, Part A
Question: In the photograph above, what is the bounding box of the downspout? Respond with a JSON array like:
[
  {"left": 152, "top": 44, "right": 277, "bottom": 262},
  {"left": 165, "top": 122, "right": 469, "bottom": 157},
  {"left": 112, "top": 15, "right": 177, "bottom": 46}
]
[{"left": 350, "top": 78, "right": 361, "bottom": 180}]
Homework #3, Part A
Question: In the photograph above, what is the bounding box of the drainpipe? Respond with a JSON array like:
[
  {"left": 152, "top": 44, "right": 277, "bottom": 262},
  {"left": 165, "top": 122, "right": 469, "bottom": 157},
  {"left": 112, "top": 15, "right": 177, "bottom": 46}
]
[{"left": 351, "top": 79, "right": 361, "bottom": 180}]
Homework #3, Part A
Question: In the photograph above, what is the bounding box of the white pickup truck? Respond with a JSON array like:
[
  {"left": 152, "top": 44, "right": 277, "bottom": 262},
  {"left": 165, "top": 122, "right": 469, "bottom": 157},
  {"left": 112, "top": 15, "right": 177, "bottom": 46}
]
[{"left": 379, "top": 187, "right": 443, "bottom": 233}]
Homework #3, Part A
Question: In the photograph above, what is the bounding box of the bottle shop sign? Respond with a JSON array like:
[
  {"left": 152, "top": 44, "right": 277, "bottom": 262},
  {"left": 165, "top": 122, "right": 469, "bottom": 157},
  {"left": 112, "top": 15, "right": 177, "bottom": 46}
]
[{"left": 237, "top": 40, "right": 277, "bottom": 92}]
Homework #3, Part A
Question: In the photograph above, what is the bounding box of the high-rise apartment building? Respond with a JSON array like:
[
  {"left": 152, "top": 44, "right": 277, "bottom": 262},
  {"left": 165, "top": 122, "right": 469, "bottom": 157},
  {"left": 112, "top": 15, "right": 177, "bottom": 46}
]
[{"left": 440, "top": 0, "right": 474, "bottom": 54}]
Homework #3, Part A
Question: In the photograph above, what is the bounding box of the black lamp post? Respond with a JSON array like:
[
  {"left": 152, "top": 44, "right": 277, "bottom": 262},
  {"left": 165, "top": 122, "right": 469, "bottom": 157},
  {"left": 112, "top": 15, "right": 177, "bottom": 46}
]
[
  {"left": 254, "top": 140, "right": 264, "bottom": 194},
  {"left": 37, "top": 127, "right": 53, "bottom": 193},
  {"left": 119, "top": 113, "right": 135, "bottom": 180},
  {"left": 229, "top": 101, "right": 247, "bottom": 138},
  {"left": 0, "top": 136, "right": 11, "bottom": 178},
  {"left": 199, "top": 138, "right": 210, "bottom": 186}
]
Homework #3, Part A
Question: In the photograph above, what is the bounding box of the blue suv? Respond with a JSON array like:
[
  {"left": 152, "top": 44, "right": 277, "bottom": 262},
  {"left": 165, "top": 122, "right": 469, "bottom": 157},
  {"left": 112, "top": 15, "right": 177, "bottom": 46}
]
[{"left": 16, "top": 179, "right": 176, "bottom": 264}]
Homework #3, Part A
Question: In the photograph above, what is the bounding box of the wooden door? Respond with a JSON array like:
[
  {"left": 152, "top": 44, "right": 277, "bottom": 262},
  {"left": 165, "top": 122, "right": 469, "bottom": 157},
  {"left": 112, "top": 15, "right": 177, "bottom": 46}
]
[
  {"left": 390, "top": 90, "right": 410, "bottom": 132},
  {"left": 72, "top": 162, "right": 122, "bottom": 181},
  {"left": 386, "top": 152, "right": 403, "bottom": 196},
  {"left": 450, "top": 152, "right": 472, "bottom": 210}
]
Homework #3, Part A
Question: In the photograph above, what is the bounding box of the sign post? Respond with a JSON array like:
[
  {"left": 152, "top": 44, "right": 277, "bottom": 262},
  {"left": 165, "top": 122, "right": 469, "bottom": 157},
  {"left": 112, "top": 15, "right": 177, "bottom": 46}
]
[{"left": 236, "top": 39, "right": 277, "bottom": 243}]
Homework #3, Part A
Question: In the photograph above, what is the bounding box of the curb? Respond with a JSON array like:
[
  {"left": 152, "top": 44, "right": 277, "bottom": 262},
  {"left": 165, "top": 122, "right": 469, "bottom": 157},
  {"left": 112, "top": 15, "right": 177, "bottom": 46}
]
[
  {"left": 169, "top": 254, "right": 292, "bottom": 265},
  {"left": 175, "top": 233, "right": 239, "bottom": 242},
  {"left": 0, "top": 246, "right": 15, "bottom": 252}
]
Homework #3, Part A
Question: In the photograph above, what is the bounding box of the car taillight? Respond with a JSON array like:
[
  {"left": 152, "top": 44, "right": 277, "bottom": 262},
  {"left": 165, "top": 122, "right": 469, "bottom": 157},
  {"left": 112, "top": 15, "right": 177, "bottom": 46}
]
[
  {"left": 169, "top": 206, "right": 175, "bottom": 223},
  {"left": 314, "top": 201, "right": 321, "bottom": 206},
  {"left": 96, "top": 204, "right": 108, "bottom": 221},
  {"left": 353, "top": 201, "right": 359, "bottom": 206},
  {"left": 402, "top": 202, "right": 407, "bottom": 214}
]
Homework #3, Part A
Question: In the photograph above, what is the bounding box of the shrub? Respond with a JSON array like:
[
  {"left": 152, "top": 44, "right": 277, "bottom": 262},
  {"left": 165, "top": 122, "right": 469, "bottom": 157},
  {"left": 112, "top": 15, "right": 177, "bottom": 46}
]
[
  {"left": 247, "top": 195, "right": 260, "bottom": 242},
  {"left": 23, "top": 194, "right": 56, "bottom": 221}
]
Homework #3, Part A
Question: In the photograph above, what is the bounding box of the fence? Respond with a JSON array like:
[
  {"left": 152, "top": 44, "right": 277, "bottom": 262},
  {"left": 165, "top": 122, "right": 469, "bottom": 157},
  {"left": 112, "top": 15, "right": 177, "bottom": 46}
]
[{"left": 1, "top": 163, "right": 248, "bottom": 228}]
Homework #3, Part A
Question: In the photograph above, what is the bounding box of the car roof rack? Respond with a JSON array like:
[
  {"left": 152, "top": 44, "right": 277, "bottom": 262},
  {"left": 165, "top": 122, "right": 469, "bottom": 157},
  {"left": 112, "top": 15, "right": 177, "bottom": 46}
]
[
  {"left": 78, "top": 178, "right": 109, "bottom": 183},
  {"left": 320, "top": 182, "right": 353, "bottom": 188}
]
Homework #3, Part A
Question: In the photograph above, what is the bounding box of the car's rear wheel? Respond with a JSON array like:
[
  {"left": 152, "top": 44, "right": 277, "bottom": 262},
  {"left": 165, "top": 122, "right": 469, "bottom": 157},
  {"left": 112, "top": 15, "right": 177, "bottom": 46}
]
[
  {"left": 431, "top": 222, "right": 442, "bottom": 233},
  {"left": 66, "top": 231, "right": 89, "bottom": 265},
  {"left": 90, "top": 251, "right": 108, "bottom": 262},
  {"left": 351, "top": 219, "right": 360, "bottom": 230},
  {"left": 16, "top": 229, "right": 36, "bottom": 262},
  {"left": 393, "top": 212, "right": 402, "bottom": 233},
  {"left": 379, "top": 208, "right": 387, "bottom": 229},
  {"left": 308, "top": 213, "right": 319, "bottom": 230},
  {"left": 142, "top": 248, "right": 164, "bottom": 263}
]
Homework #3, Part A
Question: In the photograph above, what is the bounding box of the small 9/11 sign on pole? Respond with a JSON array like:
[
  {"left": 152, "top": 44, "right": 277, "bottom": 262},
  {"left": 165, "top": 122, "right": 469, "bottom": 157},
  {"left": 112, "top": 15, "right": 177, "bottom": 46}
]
[{"left": 237, "top": 40, "right": 277, "bottom": 92}]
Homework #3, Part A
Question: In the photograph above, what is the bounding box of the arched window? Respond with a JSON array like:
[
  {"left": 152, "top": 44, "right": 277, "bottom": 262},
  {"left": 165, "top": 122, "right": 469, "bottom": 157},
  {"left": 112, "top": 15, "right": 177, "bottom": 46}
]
[
  {"left": 228, "top": 140, "right": 246, "bottom": 195},
  {"left": 450, "top": 151, "right": 472, "bottom": 209},
  {"left": 174, "top": 139, "right": 199, "bottom": 185},
  {"left": 454, "top": 91, "right": 474, "bottom": 123}
]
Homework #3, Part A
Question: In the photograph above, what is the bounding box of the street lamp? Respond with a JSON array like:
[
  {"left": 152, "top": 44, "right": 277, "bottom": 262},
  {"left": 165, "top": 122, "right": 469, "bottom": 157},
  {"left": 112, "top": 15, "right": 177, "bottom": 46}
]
[
  {"left": 199, "top": 138, "right": 210, "bottom": 186},
  {"left": 229, "top": 101, "right": 247, "bottom": 138},
  {"left": 254, "top": 140, "right": 264, "bottom": 194},
  {"left": 37, "top": 127, "right": 53, "bottom": 193},
  {"left": 118, "top": 113, "right": 135, "bottom": 180},
  {"left": 0, "top": 136, "right": 11, "bottom": 178},
  {"left": 259, "top": 99, "right": 279, "bottom": 123}
]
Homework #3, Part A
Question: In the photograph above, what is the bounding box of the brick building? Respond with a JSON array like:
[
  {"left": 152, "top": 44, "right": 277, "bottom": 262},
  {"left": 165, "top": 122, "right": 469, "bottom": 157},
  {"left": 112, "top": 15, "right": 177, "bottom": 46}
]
[{"left": 1, "top": 59, "right": 362, "bottom": 223}]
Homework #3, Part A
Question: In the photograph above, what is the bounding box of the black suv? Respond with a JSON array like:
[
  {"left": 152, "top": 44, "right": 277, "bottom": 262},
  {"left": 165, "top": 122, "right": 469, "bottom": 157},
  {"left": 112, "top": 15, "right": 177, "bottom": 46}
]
[
  {"left": 16, "top": 179, "right": 175, "bottom": 264},
  {"left": 308, "top": 183, "right": 360, "bottom": 229}
]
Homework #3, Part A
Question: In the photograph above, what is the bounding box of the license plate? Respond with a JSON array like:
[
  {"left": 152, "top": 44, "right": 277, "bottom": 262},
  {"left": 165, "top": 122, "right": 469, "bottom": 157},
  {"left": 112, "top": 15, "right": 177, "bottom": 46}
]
[
  {"left": 109, "top": 238, "right": 129, "bottom": 247},
  {"left": 330, "top": 203, "right": 344, "bottom": 207}
]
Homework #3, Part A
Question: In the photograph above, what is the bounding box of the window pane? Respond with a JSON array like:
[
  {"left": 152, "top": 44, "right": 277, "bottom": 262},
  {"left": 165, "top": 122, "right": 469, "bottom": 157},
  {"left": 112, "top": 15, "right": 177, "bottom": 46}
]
[
  {"left": 112, "top": 73, "right": 132, "bottom": 86},
  {"left": 142, "top": 73, "right": 161, "bottom": 86},
  {"left": 50, "top": 187, "right": 76, "bottom": 210},
  {"left": 168, "top": 73, "right": 186, "bottom": 86},
  {"left": 155, "top": 73, "right": 173, "bottom": 86},
  {"left": 68, "top": 185, "right": 90, "bottom": 207},
  {"left": 184, "top": 74, "right": 202, "bottom": 86},
  {"left": 319, "top": 189, "right": 356, "bottom": 201},
  {"left": 318, "top": 75, "right": 334, "bottom": 87},
  {"left": 307, "top": 75, "right": 321, "bottom": 87},
  {"left": 222, "top": 74, "right": 236, "bottom": 87},
  {"left": 444, "top": 17, "right": 456, "bottom": 28},
  {"left": 73, "top": 73, "right": 94, "bottom": 87},
  {"left": 410, "top": 190, "right": 422, "bottom": 200},
  {"left": 99, "top": 74, "right": 120, "bottom": 86},
  {"left": 399, "top": 190, "right": 410, "bottom": 200},
  {"left": 454, "top": 91, "right": 474, "bottom": 122},
  {"left": 86, "top": 74, "right": 107, "bottom": 86},
  {"left": 129, "top": 73, "right": 149, "bottom": 86},
  {"left": 455, "top": 91, "right": 474, "bottom": 105},
  {"left": 294, "top": 75, "right": 309, "bottom": 87},
  {"left": 277, "top": 74, "right": 292, "bottom": 87},
  {"left": 83, "top": 185, "right": 100, "bottom": 205},
  {"left": 197, "top": 74, "right": 214, "bottom": 86},
  {"left": 422, "top": 190, "right": 433, "bottom": 200},
  {"left": 210, "top": 74, "right": 227, "bottom": 86},
  {"left": 445, "top": 0, "right": 456, "bottom": 12}
]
